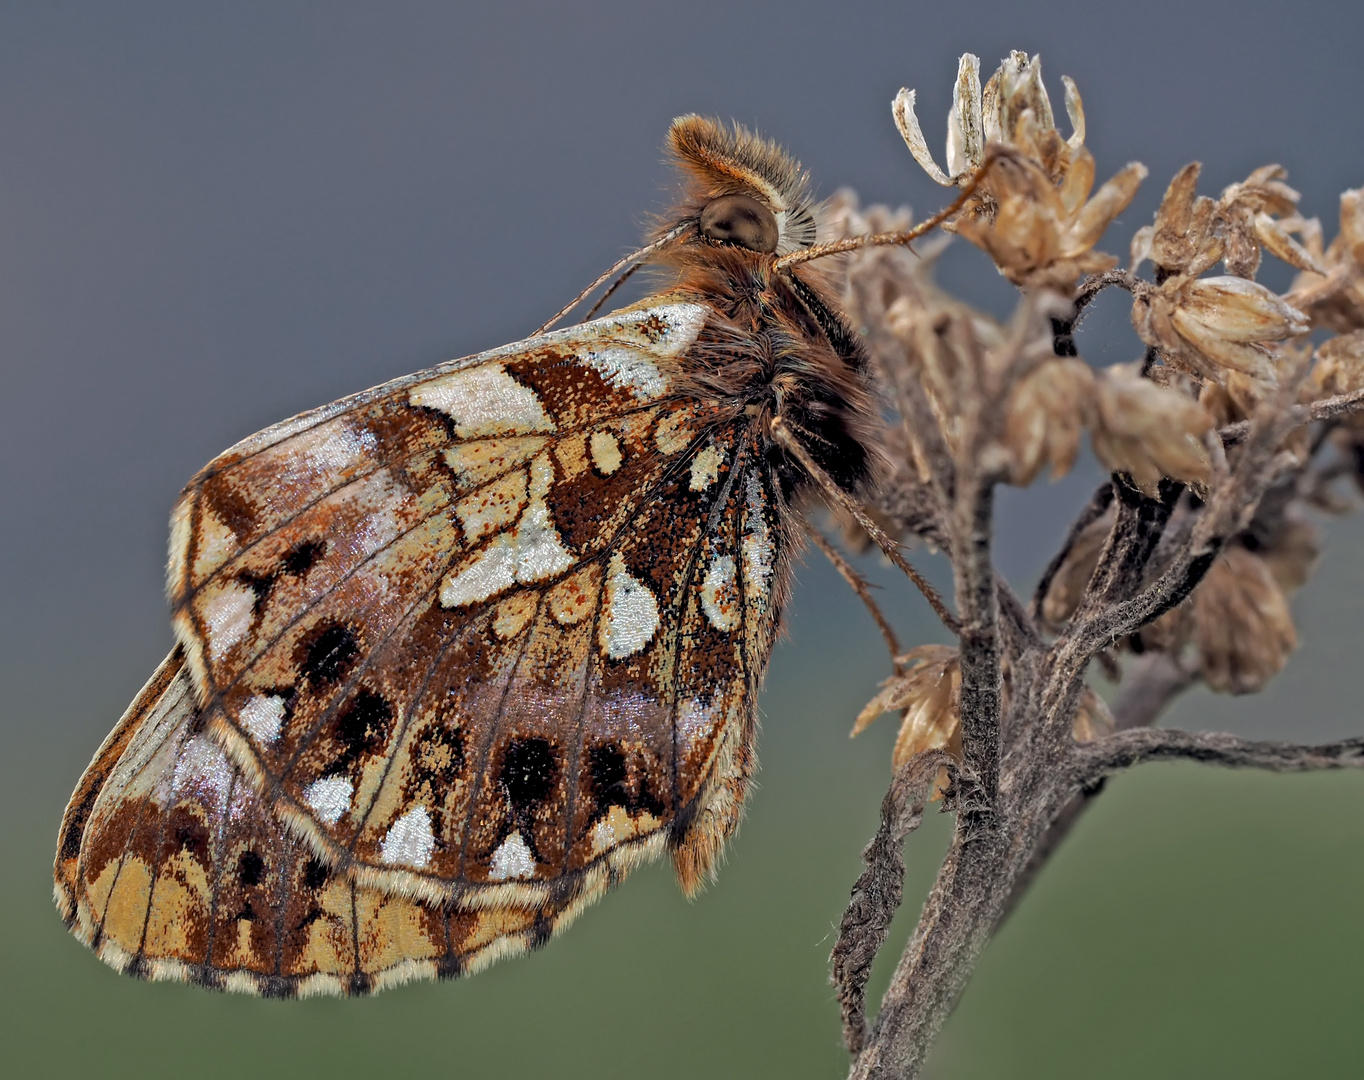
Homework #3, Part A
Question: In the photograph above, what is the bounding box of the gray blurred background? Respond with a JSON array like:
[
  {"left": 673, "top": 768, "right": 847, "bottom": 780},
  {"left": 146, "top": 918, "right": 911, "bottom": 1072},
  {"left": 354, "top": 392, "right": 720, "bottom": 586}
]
[{"left": 2, "top": 3, "right": 1362, "bottom": 1077}]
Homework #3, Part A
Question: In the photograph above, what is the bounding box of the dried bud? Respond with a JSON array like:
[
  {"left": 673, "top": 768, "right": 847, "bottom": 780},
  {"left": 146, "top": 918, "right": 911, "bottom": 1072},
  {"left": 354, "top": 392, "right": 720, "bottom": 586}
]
[
  {"left": 1133, "top": 274, "right": 1309, "bottom": 383},
  {"left": 852, "top": 645, "right": 962, "bottom": 796},
  {"left": 1041, "top": 509, "right": 1114, "bottom": 629},
  {"left": 1003, "top": 358, "right": 1097, "bottom": 485},
  {"left": 1193, "top": 546, "right": 1297, "bottom": 694},
  {"left": 1090, "top": 364, "right": 1214, "bottom": 495},
  {"left": 1287, "top": 187, "right": 1364, "bottom": 333}
]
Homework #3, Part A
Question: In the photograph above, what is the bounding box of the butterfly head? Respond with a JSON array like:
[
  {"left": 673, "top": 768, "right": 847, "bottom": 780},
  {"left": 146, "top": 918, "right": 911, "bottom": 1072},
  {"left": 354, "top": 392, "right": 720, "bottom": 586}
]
[{"left": 659, "top": 115, "right": 818, "bottom": 258}]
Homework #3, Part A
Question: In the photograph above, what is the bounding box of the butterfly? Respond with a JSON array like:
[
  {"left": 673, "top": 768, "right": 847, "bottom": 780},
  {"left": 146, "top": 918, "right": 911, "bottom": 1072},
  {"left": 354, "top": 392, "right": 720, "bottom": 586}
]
[{"left": 53, "top": 114, "right": 883, "bottom": 997}]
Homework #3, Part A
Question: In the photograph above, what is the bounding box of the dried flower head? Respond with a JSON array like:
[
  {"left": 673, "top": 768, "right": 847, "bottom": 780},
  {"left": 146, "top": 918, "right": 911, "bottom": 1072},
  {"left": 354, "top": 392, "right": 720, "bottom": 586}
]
[
  {"left": 1003, "top": 357, "right": 1096, "bottom": 485},
  {"left": 852, "top": 646, "right": 962, "bottom": 797},
  {"left": 1132, "top": 273, "right": 1310, "bottom": 383},
  {"left": 1248, "top": 505, "right": 1322, "bottom": 594},
  {"left": 1090, "top": 363, "right": 1215, "bottom": 495},
  {"left": 1287, "top": 188, "right": 1364, "bottom": 333},
  {"left": 893, "top": 52, "right": 1143, "bottom": 289},
  {"left": 894, "top": 51, "right": 1085, "bottom": 189},
  {"left": 951, "top": 149, "right": 1145, "bottom": 289},
  {"left": 1193, "top": 545, "right": 1298, "bottom": 694},
  {"left": 1309, "top": 329, "right": 1364, "bottom": 398}
]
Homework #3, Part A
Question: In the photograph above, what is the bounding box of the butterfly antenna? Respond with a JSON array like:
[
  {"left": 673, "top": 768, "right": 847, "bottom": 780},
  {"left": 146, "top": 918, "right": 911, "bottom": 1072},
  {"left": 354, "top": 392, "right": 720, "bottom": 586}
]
[
  {"left": 772, "top": 154, "right": 993, "bottom": 272},
  {"left": 802, "top": 520, "right": 904, "bottom": 671},
  {"left": 533, "top": 224, "right": 688, "bottom": 336},
  {"left": 771, "top": 416, "right": 960, "bottom": 635},
  {"left": 582, "top": 262, "right": 641, "bottom": 323}
]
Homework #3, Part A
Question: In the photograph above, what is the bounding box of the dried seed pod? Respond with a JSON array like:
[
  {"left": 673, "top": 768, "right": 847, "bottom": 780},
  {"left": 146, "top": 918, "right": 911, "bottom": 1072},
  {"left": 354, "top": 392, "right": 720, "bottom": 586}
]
[
  {"left": 1133, "top": 274, "right": 1310, "bottom": 384},
  {"left": 1193, "top": 546, "right": 1297, "bottom": 694}
]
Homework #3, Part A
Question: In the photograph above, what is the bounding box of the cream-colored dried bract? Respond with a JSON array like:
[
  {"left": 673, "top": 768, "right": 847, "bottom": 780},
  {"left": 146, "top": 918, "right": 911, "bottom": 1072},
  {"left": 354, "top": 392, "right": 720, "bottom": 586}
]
[{"left": 1090, "top": 363, "right": 1215, "bottom": 496}]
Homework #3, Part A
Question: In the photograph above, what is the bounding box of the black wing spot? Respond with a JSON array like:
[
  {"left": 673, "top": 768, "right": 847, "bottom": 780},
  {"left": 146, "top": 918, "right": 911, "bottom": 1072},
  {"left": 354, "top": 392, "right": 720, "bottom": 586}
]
[
  {"left": 300, "top": 623, "right": 360, "bottom": 683},
  {"left": 325, "top": 689, "right": 395, "bottom": 776},
  {"left": 498, "top": 737, "right": 558, "bottom": 812},
  {"left": 237, "top": 849, "right": 265, "bottom": 887},
  {"left": 302, "top": 856, "right": 329, "bottom": 890},
  {"left": 282, "top": 540, "right": 326, "bottom": 576},
  {"left": 588, "top": 743, "right": 628, "bottom": 810}
]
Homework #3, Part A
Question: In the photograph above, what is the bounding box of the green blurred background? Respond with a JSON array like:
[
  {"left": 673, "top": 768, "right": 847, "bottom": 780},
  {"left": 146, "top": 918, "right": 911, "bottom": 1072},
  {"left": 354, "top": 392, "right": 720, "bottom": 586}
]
[{"left": 2, "top": 3, "right": 1362, "bottom": 1077}]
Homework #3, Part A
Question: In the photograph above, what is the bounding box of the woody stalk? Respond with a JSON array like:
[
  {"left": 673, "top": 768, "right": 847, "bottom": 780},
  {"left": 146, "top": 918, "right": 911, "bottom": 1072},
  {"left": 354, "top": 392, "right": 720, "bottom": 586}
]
[{"left": 821, "top": 52, "right": 1364, "bottom": 1079}]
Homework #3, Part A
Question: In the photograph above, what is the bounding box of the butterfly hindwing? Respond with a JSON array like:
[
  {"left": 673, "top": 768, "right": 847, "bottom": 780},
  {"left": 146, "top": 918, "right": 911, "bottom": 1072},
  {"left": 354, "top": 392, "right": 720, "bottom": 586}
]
[{"left": 55, "top": 649, "right": 582, "bottom": 996}]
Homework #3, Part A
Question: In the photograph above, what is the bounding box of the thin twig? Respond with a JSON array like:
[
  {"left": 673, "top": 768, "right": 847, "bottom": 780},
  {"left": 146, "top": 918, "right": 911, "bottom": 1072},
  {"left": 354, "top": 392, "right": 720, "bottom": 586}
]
[{"left": 1220, "top": 386, "right": 1364, "bottom": 446}]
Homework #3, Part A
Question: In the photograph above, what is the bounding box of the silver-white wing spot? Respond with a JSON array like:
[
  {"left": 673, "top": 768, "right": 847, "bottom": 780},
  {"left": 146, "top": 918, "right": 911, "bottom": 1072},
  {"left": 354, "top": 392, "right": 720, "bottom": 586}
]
[
  {"left": 600, "top": 553, "right": 660, "bottom": 660},
  {"left": 202, "top": 581, "right": 257, "bottom": 660},
  {"left": 410, "top": 364, "right": 554, "bottom": 438},
  {"left": 238, "top": 694, "right": 287, "bottom": 743},
  {"left": 700, "top": 554, "right": 739, "bottom": 631},
  {"left": 582, "top": 347, "right": 668, "bottom": 400},
  {"left": 488, "top": 831, "right": 536, "bottom": 881},
  {"left": 380, "top": 806, "right": 436, "bottom": 868},
  {"left": 304, "top": 776, "right": 354, "bottom": 826},
  {"left": 742, "top": 474, "right": 774, "bottom": 614},
  {"left": 167, "top": 736, "right": 234, "bottom": 810}
]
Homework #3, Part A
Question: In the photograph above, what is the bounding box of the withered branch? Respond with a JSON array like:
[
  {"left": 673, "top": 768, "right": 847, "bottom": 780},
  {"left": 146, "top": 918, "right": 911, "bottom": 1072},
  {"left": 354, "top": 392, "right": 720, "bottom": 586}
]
[
  {"left": 831, "top": 750, "right": 956, "bottom": 1055},
  {"left": 1075, "top": 728, "right": 1364, "bottom": 784}
]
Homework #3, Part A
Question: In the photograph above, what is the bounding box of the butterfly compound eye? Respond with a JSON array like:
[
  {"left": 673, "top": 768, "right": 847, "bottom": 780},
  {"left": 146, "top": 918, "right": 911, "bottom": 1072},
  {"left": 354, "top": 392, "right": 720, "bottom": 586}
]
[{"left": 699, "top": 194, "right": 780, "bottom": 254}]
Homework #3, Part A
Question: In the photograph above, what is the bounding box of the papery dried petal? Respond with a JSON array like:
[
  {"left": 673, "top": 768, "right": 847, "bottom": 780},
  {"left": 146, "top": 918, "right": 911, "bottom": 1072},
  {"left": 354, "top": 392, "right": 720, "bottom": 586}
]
[
  {"left": 946, "top": 53, "right": 984, "bottom": 178},
  {"left": 1072, "top": 686, "right": 1114, "bottom": 743},
  {"left": 1254, "top": 213, "right": 1326, "bottom": 275},
  {"left": 1149, "top": 164, "right": 1223, "bottom": 275},
  {"left": 1061, "top": 75, "right": 1085, "bottom": 149},
  {"left": 1193, "top": 546, "right": 1297, "bottom": 694},
  {"left": 893, "top": 88, "right": 953, "bottom": 186},
  {"left": 1065, "top": 161, "right": 1147, "bottom": 255}
]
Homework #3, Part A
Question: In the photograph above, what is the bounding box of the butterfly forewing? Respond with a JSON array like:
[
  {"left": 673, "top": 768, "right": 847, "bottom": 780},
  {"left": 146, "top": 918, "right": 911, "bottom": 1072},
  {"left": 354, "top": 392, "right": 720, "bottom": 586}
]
[{"left": 166, "top": 301, "right": 772, "bottom": 903}]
